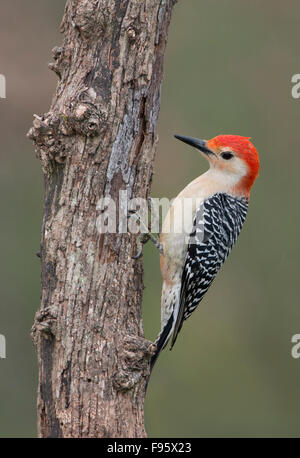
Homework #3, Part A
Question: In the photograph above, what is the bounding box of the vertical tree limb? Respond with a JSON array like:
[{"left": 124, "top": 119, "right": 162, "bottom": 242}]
[{"left": 28, "top": 0, "right": 176, "bottom": 438}]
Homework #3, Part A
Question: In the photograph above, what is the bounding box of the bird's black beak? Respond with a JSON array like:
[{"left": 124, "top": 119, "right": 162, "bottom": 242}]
[{"left": 174, "top": 135, "right": 216, "bottom": 157}]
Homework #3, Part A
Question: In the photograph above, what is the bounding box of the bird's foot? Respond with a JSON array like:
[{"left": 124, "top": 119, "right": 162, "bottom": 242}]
[
  {"left": 132, "top": 231, "right": 164, "bottom": 259},
  {"left": 132, "top": 233, "right": 150, "bottom": 259},
  {"left": 128, "top": 209, "right": 163, "bottom": 259}
]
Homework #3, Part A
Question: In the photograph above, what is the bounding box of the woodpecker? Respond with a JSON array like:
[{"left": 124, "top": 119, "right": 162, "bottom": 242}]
[{"left": 150, "top": 134, "right": 260, "bottom": 371}]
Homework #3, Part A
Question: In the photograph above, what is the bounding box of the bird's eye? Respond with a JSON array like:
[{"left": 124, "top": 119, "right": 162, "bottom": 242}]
[{"left": 221, "top": 151, "right": 234, "bottom": 160}]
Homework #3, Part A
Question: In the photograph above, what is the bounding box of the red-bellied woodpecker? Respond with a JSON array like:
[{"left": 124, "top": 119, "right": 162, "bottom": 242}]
[{"left": 150, "top": 134, "right": 260, "bottom": 371}]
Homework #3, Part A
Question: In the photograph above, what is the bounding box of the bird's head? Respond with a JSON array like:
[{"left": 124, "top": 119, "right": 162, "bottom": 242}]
[{"left": 174, "top": 134, "right": 260, "bottom": 198}]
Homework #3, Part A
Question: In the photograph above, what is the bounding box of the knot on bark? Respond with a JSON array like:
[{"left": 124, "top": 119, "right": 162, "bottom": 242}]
[
  {"left": 27, "top": 112, "right": 68, "bottom": 171},
  {"left": 31, "top": 306, "right": 58, "bottom": 344},
  {"left": 126, "top": 26, "right": 138, "bottom": 42},
  {"left": 48, "top": 46, "right": 68, "bottom": 79},
  {"left": 61, "top": 88, "right": 107, "bottom": 137},
  {"left": 27, "top": 98, "right": 105, "bottom": 171},
  {"left": 67, "top": 102, "right": 102, "bottom": 137},
  {"left": 72, "top": 0, "right": 110, "bottom": 39},
  {"left": 113, "top": 335, "right": 156, "bottom": 392}
]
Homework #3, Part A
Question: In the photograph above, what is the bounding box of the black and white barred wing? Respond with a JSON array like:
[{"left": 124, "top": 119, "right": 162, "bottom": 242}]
[{"left": 170, "top": 193, "right": 248, "bottom": 348}]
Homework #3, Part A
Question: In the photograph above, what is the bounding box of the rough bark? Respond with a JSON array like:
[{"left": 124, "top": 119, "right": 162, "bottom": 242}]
[{"left": 28, "top": 0, "right": 176, "bottom": 438}]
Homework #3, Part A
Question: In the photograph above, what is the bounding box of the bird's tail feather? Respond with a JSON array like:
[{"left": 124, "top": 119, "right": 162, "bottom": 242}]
[
  {"left": 145, "top": 314, "right": 174, "bottom": 394},
  {"left": 150, "top": 313, "right": 174, "bottom": 373}
]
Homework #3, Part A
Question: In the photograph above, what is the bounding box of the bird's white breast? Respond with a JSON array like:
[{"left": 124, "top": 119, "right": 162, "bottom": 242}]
[{"left": 159, "top": 166, "right": 244, "bottom": 282}]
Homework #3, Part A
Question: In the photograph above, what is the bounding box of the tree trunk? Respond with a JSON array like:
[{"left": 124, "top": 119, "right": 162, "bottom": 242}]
[{"left": 28, "top": 0, "right": 176, "bottom": 438}]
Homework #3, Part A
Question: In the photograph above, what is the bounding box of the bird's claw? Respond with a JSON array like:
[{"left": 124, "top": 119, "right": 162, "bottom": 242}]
[
  {"left": 128, "top": 207, "right": 163, "bottom": 259},
  {"left": 132, "top": 234, "right": 150, "bottom": 259}
]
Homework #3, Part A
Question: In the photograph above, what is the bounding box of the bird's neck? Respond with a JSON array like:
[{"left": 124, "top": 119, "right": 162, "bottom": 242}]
[{"left": 180, "top": 168, "right": 250, "bottom": 200}]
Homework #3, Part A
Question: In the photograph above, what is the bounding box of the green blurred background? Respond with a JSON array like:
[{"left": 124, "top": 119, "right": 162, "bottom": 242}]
[{"left": 0, "top": 0, "right": 299, "bottom": 437}]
